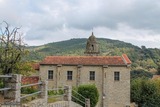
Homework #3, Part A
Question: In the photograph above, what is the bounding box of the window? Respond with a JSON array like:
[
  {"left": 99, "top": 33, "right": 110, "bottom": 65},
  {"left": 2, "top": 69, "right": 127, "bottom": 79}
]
[
  {"left": 114, "top": 72, "right": 120, "bottom": 81},
  {"left": 67, "top": 71, "right": 73, "bottom": 80},
  {"left": 90, "top": 71, "right": 95, "bottom": 80},
  {"left": 48, "top": 70, "right": 53, "bottom": 79}
]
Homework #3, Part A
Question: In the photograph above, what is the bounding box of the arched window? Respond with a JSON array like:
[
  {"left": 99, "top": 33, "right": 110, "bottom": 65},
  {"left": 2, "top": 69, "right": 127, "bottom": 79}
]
[{"left": 92, "top": 44, "right": 94, "bottom": 51}]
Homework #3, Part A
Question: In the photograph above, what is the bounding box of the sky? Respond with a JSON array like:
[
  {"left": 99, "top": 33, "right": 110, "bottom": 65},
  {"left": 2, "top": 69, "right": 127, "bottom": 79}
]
[{"left": 0, "top": 0, "right": 160, "bottom": 48}]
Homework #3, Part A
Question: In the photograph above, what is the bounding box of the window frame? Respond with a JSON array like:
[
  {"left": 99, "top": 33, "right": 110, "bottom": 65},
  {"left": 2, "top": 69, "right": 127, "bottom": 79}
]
[
  {"left": 67, "top": 71, "right": 73, "bottom": 80},
  {"left": 48, "top": 70, "right": 53, "bottom": 80},
  {"left": 90, "top": 71, "right": 95, "bottom": 81},
  {"left": 114, "top": 71, "right": 120, "bottom": 81}
]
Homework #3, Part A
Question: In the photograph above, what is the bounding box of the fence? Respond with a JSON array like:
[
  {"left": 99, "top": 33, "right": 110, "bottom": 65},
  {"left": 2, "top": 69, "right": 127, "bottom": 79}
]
[
  {"left": 72, "top": 89, "right": 90, "bottom": 107},
  {"left": 0, "top": 74, "right": 90, "bottom": 107}
]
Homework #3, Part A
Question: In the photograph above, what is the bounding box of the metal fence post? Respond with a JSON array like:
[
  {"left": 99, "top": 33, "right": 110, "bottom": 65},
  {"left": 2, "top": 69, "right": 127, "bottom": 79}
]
[
  {"left": 4, "top": 74, "right": 21, "bottom": 102},
  {"left": 85, "top": 98, "right": 90, "bottom": 107}
]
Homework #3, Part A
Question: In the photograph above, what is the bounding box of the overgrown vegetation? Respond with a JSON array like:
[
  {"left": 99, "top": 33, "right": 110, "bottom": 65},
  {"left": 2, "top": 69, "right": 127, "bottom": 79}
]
[
  {"left": 131, "top": 78, "right": 160, "bottom": 107},
  {"left": 47, "top": 89, "right": 65, "bottom": 103},
  {"left": 21, "top": 87, "right": 38, "bottom": 94},
  {"left": 21, "top": 87, "right": 39, "bottom": 103},
  {"left": 72, "top": 84, "right": 99, "bottom": 107},
  {"left": 48, "top": 89, "right": 64, "bottom": 96}
]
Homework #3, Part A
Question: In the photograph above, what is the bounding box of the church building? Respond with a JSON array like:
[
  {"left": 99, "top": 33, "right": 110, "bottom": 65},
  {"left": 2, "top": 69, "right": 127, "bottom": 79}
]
[{"left": 39, "top": 33, "right": 131, "bottom": 107}]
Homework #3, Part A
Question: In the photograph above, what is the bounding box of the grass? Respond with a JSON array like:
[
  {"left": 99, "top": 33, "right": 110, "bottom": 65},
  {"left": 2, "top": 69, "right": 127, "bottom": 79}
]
[
  {"left": 48, "top": 97, "right": 57, "bottom": 103},
  {"left": 21, "top": 94, "right": 38, "bottom": 104}
]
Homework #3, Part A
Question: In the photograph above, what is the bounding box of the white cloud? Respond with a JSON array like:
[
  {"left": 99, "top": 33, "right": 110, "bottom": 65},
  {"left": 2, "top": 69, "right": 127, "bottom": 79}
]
[{"left": 0, "top": 0, "right": 160, "bottom": 48}]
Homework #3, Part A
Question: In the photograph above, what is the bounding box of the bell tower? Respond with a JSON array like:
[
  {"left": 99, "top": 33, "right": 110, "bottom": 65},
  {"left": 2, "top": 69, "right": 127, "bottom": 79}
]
[{"left": 84, "top": 32, "right": 100, "bottom": 56}]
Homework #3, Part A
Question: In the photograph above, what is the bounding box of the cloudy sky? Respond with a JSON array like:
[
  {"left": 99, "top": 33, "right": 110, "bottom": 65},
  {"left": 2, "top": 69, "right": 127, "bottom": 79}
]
[{"left": 0, "top": 0, "right": 160, "bottom": 48}]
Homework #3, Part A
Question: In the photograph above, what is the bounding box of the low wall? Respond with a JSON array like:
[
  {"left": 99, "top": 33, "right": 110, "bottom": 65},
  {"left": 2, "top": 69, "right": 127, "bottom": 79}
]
[
  {"left": 48, "top": 101, "right": 69, "bottom": 107},
  {"left": 23, "top": 99, "right": 82, "bottom": 107},
  {"left": 22, "top": 98, "right": 47, "bottom": 107},
  {"left": 22, "top": 76, "right": 39, "bottom": 84},
  {"left": 70, "top": 101, "right": 83, "bottom": 107}
]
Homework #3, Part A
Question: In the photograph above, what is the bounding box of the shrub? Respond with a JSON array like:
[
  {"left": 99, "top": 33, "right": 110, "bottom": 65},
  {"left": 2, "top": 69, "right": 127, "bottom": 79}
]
[
  {"left": 73, "top": 84, "right": 99, "bottom": 107},
  {"left": 21, "top": 87, "right": 38, "bottom": 94},
  {"left": 48, "top": 88, "right": 64, "bottom": 96}
]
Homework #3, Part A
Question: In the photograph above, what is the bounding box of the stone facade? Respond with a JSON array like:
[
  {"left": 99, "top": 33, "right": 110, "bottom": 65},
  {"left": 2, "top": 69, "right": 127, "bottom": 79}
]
[
  {"left": 103, "top": 67, "right": 130, "bottom": 107},
  {"left": 40, "top": 64, "right": 130, "bottom": 107},
  {"left": 39, "top": 34, "right": 131, "bottom": 107}
]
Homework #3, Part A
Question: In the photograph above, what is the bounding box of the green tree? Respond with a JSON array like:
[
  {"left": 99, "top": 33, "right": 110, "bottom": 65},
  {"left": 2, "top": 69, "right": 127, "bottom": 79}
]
[
  {"left": 131, "top": 69, "right": 153, "bottom": 79},
  {"left": 0, "top": 21, "right": 27, "bottom": 74},
  {"left": 16, "top": 61, "right": 36, "bottom": 75},
  {"left": 156, "top": 64, "right": 160, "bottom": 75},
  {"left": 73, "top": 84, "right": 99, "bottom": 107},
  {"left": 131, "top": 78, "right": 160, "bottom": 107}
]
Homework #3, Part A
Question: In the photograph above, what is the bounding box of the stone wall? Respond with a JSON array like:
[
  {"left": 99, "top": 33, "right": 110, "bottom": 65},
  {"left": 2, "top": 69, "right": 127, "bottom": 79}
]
[
  {"left": 40, "top": 65, "right": 103, "bottom": 107},
  {"left": 103, "top": 66, "right": 130, "bottom": 107}
]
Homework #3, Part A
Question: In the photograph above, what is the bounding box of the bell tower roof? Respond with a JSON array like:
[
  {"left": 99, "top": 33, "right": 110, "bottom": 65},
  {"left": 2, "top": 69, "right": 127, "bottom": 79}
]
[
  {"left": 88, "top": 32, "right": 96, "bottom": 42},
  {"left": 84, "top": 32, "right": 100, "bottom": 56}
]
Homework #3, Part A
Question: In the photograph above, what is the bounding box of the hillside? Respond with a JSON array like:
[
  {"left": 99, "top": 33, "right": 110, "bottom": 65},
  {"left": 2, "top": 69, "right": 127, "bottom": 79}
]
[{"left": 25, "top": 38, "right": 160, "bottom": 72}]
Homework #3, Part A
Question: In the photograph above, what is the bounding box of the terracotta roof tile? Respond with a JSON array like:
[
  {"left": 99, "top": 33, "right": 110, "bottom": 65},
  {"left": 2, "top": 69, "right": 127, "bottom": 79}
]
[
  {"left": 32, "top": 63, "right": 40, "bottom": 70},
  {"left": 122, "top": 54, "right": 132, "bottom": 64},
  {"left": 152, "top": 75, "right": 160, "bottom": 80},
  {"left": 40, "top": 55, "right": 131, "bottom": 66}
]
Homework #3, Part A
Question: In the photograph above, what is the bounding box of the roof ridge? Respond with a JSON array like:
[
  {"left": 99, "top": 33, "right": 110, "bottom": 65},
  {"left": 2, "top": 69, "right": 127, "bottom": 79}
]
[{"left": 40, "top": 55, "right": 130, "bottom": 65}]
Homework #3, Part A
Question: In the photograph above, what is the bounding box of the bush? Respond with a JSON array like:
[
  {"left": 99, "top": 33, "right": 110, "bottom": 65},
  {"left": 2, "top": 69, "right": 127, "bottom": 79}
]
[
  {"left": 48, "top": 88, "right": 64, "bottom": 96},
  {"left": 73, "top": 84, "right": 99, "bottom": 107},
  {"left": 21, "top": 87, "right": 38, "bottom": 94}
]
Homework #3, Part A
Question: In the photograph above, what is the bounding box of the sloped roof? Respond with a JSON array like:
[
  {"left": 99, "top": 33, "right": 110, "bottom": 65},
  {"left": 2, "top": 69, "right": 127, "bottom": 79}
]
[
  {"left": 152, "top": 75, "right": 160, "bottom": 80},
  {"left": 40, "top": 54, "right": 131, "bottom": 66},
  {"left": 32, "top": 63, "right": 40, "bottom": 70},
  {"left": 122, "top": 54, "right": 132, "bottom": 64}
]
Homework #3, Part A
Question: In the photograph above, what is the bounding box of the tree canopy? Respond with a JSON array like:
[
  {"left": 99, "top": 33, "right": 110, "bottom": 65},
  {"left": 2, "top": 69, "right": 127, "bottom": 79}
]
[
  {"left": 131, "top": 69, "right": 153, "bottom": 79},
  {"left": 131, "top": 78, "right": 160, "bottom": 107},
  {"left": 0, "top": 21, "right": 29, "bottom": 75}
]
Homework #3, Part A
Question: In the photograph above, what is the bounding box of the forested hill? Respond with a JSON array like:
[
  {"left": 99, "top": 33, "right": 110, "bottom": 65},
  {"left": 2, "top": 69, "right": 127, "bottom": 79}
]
[{"left": 25, "top": 38, "right": 160, "bottom": 72}]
